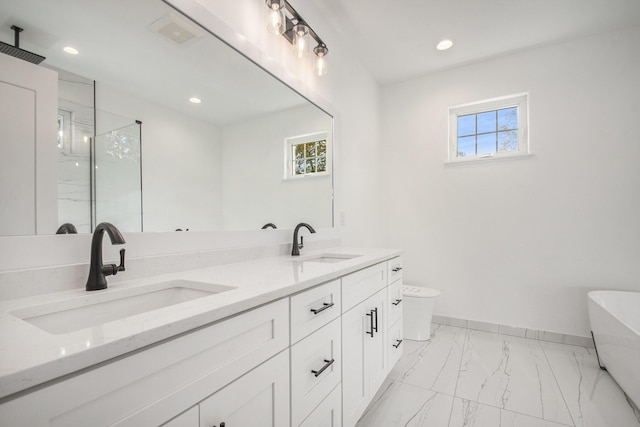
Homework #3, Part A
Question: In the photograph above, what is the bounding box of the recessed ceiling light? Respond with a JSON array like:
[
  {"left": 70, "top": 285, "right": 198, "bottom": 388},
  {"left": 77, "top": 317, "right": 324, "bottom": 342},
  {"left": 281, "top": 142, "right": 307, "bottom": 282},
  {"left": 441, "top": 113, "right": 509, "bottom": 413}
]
[
  {"left": 436, "top": 40, "right": 453, "bottom": 51},
  {"left": 189, "top": 97, "right": 202, "bottom": 104},
  {"left": 63, "top": 46, "right": 79, "bottom": 55}
]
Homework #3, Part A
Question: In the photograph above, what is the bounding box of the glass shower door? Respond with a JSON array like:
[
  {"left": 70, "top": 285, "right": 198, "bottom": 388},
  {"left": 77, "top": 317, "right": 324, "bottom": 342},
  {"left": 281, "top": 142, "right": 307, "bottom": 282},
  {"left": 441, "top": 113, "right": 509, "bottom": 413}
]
[{"left": 93, "top": 121, "right": 142, "bottom": 232}]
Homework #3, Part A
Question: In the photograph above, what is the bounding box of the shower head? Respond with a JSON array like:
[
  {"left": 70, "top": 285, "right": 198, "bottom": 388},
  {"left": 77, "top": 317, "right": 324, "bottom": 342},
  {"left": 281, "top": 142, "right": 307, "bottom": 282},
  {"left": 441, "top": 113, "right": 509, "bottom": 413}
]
[{"left": 0, "top": 25, "right": 45, "bottom": 65}]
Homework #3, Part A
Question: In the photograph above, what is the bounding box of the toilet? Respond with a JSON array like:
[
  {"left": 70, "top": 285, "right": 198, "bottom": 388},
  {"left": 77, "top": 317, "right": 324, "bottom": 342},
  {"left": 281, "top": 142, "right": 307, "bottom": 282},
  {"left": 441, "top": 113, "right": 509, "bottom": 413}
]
[{"left": 403, "top": 285, "right": 441, "bottom": 341}]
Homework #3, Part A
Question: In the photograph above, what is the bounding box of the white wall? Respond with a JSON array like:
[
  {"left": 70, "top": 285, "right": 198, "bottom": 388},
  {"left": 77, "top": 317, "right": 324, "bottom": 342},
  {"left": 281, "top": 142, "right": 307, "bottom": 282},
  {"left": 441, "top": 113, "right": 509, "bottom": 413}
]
[
  {"left": 381, "top": 26, "right": 640, "bottom": 337},
  {"left": 97, "top": 84, "right": 224, "bottom": 233},
  {"left": 222, "top": 104, "right": 333, "bottom": 230}
]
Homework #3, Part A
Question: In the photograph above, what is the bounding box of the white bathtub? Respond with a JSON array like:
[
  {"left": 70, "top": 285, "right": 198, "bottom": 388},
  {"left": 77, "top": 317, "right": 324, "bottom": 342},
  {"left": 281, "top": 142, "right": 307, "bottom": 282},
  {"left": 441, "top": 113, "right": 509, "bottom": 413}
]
[{"left": 588, "top": 290, "right": 640, "bottom": 408}]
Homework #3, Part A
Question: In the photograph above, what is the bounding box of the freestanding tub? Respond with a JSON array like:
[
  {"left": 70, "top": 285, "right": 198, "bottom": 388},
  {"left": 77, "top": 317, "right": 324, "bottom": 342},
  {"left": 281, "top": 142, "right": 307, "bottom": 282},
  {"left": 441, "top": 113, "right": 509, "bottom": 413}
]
[{"left": 588, "top": 290, "right": 640, "bottom": 408}]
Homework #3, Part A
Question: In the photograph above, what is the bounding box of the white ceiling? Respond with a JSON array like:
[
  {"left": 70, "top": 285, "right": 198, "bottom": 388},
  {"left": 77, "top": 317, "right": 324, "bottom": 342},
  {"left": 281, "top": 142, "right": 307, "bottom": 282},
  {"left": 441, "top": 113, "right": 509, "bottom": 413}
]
[
  {"left": 0, "top": 0, "right": 309, "bottom": 126},
  {"left": 309, "top": 0, "right": 640, "bottom": 84}
]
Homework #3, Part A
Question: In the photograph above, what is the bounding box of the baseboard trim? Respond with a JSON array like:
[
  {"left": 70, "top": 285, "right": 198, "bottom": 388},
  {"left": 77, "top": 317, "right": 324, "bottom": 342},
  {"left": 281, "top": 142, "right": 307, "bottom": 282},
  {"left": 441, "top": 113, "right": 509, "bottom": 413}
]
[{"left": 432, "top": 315, "right": 594, "bottom": 348}]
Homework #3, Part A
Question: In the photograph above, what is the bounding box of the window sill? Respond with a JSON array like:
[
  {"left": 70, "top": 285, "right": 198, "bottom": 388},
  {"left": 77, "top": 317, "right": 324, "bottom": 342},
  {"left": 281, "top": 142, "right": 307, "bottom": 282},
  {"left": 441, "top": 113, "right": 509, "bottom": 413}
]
[
  {"left": 444, "top": 153, "right": 535, "bottom": 166},
  {"left": 282, "top": 172, "right": 331, "bottom": 182}
]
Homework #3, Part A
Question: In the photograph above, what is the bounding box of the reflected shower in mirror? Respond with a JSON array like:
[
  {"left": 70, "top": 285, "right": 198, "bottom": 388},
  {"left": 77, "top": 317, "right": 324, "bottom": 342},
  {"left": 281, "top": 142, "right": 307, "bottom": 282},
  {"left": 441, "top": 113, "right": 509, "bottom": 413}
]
[{"left": 0, "top": 0, "right": 333, "bottom": 235}]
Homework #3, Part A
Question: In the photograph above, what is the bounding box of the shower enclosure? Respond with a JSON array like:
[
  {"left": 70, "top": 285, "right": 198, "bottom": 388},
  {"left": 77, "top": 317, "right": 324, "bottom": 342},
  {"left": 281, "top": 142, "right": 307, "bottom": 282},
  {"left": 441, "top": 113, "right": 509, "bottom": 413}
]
[
  {"left": 93, "top": 119, "right": 142, "bottom": 232},
  {"left": 55, "top": 68, "right": 142, "bottom": 233}
]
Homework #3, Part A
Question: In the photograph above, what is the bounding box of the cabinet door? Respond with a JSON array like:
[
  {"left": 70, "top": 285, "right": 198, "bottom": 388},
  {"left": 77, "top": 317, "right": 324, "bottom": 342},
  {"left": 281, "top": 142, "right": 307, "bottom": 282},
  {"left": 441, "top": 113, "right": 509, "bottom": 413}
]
[
  {"left": 341, "top": 289, "right": 387, "bottom": 427},
  {"left": 291, "top": 318, "right": 342, "bottom": 426},
  {"left": 366, "top": 289, "right": 388, "bottom": 396},
  {"left": 199, "top": 351, "right": 290, "bottom": 427}
]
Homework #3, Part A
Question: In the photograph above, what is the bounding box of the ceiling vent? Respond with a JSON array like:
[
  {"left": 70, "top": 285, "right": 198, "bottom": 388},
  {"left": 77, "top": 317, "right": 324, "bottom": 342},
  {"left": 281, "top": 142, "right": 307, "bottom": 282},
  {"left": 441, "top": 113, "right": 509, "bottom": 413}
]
[{"left": 148, "top": 13, "right": 204, "bottom": 46}]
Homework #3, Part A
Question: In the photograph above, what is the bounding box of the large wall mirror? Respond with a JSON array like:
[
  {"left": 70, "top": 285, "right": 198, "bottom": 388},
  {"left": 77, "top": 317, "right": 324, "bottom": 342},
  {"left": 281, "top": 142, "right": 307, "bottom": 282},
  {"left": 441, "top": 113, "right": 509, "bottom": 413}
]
[{"left": 0, "top": 0, "right": 333, "bottom": 235}]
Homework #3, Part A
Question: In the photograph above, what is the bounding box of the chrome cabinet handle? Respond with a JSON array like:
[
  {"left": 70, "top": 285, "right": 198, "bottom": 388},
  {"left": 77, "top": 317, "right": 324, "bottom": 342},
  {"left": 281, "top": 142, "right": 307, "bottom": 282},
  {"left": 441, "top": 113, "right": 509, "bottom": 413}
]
[
  {"left": 311, "top": 358, "right": 335, "bottom": 377},
  {"left": 392, "top": 267, "right": 403, "bottom": 272},
  {"left": 310, "top": 301, "right": 334, "bottom": 315},
  {"left": 392, "top": 299, "right": 402, "bottom": 306},
  {"left": 393, "top": 339, "right": 403, "bottom": 348}
]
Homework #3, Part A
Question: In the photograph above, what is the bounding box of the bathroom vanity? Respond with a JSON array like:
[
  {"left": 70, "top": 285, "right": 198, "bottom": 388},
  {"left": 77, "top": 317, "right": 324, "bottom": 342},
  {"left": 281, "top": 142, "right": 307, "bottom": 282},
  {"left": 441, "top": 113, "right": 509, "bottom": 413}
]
[{"left": 0, "top": 248, "right": 403, "bottom": 427}]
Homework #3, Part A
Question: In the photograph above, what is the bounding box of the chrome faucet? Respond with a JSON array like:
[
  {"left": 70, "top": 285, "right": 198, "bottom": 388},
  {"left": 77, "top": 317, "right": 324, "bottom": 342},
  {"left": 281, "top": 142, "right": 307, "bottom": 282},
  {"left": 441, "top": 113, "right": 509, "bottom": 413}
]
[
  {"left": 291, "top": 223, "right": 316, "bottom": 256},
  {"left": 261, "top": 223, "right": 277, "bottom": 229},
  {"left": 86, "top": 222, "right": 126, "bottom": 291}
]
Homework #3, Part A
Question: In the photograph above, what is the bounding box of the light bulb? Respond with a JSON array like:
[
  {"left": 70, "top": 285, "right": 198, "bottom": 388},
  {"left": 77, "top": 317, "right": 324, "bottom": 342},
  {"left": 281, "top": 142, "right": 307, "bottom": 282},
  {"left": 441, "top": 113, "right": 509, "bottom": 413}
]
[
  {"left": 265, "top": 0, "right": 285, "bottom": 35},
  {"left": 292, "top": 23, "right": 309, "bottom": 58},
  {"left": 313, "top": 43, "right": 329, "bottom": 76}
]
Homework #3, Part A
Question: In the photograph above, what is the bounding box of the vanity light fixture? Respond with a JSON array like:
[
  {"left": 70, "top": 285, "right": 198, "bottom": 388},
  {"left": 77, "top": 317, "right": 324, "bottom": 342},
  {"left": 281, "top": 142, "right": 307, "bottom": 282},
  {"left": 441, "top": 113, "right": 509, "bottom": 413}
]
[
  {"left": 189, "top": 97, "right": 202, "bottom": 104},
  {"left": 265, "top": 0, "right": 286, "bottom": 35},
  {"left": 264, "top": 0, "right": 329, "bottom": 76},
  {"left": 436, "top": 39, "right": 453, "bottom": 51},
  {"left": 63, "top": 46, "right": 79, "bottom": 55}
]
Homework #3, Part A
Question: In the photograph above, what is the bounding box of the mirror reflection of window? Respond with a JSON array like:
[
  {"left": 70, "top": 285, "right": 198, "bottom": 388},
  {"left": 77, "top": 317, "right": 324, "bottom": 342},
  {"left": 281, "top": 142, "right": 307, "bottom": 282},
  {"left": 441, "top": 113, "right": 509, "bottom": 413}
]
[{"left": 286, "top": 132, "right": 330, "bottom": 179}]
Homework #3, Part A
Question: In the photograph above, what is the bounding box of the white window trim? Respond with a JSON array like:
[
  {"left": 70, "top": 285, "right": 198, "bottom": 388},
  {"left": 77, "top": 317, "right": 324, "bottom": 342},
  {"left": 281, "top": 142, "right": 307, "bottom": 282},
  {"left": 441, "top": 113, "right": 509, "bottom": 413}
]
[
  {"left": 447, "top": 93, "right": 530, "bottom": 164},
  {"left": 283, "top": 131, "right": 331, "bottom": 181}
]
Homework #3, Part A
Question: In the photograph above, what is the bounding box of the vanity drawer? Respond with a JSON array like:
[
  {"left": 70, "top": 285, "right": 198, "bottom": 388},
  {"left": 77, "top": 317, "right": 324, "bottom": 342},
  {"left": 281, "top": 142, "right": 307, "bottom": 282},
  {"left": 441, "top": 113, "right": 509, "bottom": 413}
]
[
  {"left": 298, "top": 384, "right": 341, "bottom": 427},
  {"left": 387, "top": 317, "right": 404, "bottom": 370},
  {"left": 387, "top": 256, "right": 403, "bottom": 284},
  {"left": 387, "top": 279, "right": 403, "bottom": 328},
  {"left": 342, "top": 262, "right": 387, "bottom": 312},
  {"left": 291, "top": 318, "right": 342, "bottom": 427},
  {"left": 291, "top": 279, "right": 341, "bottom": 344}
]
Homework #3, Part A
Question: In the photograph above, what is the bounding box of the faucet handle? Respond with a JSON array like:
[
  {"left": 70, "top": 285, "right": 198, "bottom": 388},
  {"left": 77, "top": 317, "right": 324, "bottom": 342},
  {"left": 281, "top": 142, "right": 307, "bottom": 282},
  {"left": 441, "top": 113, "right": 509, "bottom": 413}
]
[{"left": 117, "top": 248, "right": 126, "bottom": 272}]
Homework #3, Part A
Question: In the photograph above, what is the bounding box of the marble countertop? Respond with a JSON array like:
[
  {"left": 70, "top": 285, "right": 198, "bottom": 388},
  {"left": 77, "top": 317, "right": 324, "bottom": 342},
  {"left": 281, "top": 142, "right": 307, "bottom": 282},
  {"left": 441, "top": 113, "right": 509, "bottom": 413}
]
[{"left": 0, "top": 247, "right": 401, "bottom": 399}]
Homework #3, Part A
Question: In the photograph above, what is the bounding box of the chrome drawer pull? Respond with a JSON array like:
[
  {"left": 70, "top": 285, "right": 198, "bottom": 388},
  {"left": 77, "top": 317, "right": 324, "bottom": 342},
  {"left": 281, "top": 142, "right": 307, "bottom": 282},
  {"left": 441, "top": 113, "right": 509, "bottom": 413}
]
[
  {"left": 311, "top": 358, "right": 335, "bottom": 377},
  {"left": 392, "top": 299, "right": 402, "bottom": 306},
  {"left": 310, "top": 301, "right": 334, "bottom": 315},
  {"left": 393, "top": 339, "right": 403, "bottom": 348},
  {"left": 392, "top": 267, "right": 403, "bottom": 272}
]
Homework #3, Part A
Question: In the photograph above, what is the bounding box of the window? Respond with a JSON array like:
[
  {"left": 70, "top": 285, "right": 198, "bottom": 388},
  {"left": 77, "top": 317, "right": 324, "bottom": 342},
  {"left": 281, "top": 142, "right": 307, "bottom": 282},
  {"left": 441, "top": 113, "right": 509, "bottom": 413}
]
[
  {"left": 285, "top": 132, "right": 330, "bottom": 179},
  {"left": 448, "top": 93, "right": 529, "bottom": 163}
]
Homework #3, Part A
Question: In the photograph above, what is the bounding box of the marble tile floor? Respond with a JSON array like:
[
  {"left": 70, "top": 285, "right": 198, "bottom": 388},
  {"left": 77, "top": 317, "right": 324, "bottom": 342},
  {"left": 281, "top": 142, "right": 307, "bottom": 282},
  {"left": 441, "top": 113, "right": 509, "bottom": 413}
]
[{"left": 356, "top": 324, "right": 640, "bottom": 427}]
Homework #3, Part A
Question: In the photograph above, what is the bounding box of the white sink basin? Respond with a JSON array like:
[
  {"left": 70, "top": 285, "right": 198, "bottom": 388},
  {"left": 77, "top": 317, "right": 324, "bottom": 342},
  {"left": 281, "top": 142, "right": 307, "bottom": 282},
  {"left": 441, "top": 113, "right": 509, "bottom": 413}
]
[
  {"left": 302, "top": 253, "right": 361, "bottom": 263},
  {"left": 11, "top": 280, "right": 235, "bottom": 334}
]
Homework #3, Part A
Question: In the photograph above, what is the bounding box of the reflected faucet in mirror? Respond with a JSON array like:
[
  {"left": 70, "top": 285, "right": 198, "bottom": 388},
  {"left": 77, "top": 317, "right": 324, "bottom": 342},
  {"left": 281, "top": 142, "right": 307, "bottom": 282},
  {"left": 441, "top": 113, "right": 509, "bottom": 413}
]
[
  {"left": 55, "top": 223, "right": 78, "bottom": 234},
  {"left": 261, "top": 223, "right": 277, "bottom": 229},
  {"left": 291, "top": 223, "right": 316, "bottom": 256},
  {"left": 86, "top": 222, "right": 126, "bottom": 291}
]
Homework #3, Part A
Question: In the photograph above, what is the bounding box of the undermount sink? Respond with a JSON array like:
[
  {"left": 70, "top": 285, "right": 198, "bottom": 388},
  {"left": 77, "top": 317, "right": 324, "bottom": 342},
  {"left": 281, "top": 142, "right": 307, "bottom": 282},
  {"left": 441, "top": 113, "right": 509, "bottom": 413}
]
[
  {"left": 302, "top": 253, "right": 362, "bottom": 263},
  {"left": 11, "top": 280, "right": 235, "bottom": 335}
]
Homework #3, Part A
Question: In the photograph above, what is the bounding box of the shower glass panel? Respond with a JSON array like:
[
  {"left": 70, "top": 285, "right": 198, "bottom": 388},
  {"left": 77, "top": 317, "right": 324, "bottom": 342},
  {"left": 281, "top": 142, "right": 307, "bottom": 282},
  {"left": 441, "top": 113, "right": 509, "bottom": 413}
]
[
  {"left": 55, "top": 69, "right": 94, "bottom": 234},
  {"left": 93, "top": 120, "right": 142, "bottom": 232}
]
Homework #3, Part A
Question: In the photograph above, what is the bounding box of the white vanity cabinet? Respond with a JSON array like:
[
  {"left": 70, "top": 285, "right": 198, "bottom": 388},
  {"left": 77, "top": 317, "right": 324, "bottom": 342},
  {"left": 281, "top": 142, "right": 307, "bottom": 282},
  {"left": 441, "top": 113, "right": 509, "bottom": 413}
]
[
  {"left": 0, "top": 253, "right": 404, "bottom": 427},
  {"left": 341, "top": 263, "right": 388, "bottom": 427},
  {"left": 0, "top": 299, "right": 289, "bottom": 427}
]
